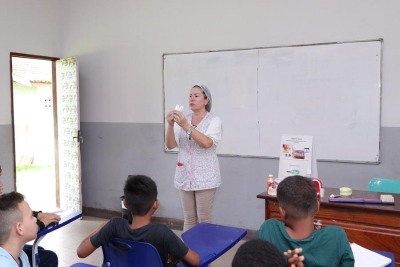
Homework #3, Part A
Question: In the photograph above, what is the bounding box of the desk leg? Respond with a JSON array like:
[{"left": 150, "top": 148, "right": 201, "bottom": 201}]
[
  {"left": 265, "top": 200, "right": 271, "bottom": 220},
  {"left": 32, "top": 236, "right": 45, "bottom": 267}
]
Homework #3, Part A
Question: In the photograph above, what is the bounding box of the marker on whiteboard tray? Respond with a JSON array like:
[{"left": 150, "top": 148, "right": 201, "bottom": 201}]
[{"left": 175, "top": 104, "right": 183, "bottom": 111}]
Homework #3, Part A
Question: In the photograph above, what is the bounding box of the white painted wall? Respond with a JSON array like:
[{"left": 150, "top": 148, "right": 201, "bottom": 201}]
[
  {"left": 0, "top": 0, "right": 61, "bottom": 124},
  {"left": 0, "top": 0, "right": 61, "bottom": 192},
  {"left": 56, "top": 0, "right": 400, "bottom": 127},
  {"left": 1, "top": 1, "right": 399, "bottom": 127}
]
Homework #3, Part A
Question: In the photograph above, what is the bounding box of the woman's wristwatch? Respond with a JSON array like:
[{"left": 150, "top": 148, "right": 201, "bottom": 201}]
[{"left": 186, "top": 125, "right": 196, "bottom": 139}]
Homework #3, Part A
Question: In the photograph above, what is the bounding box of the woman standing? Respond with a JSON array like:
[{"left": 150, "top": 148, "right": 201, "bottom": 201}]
[{"left": 165, "top": 84, "right": 222, "bottom": 231}]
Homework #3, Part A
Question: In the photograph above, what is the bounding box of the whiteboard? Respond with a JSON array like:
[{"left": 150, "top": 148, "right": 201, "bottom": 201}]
[{"left": 163, "top": 40, "right": 382, "bottom": 163}]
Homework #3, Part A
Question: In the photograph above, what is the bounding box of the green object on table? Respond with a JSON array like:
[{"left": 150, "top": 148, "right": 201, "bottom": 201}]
[{"left": 368, "top": 178, "right": 400, "bottom": 194}]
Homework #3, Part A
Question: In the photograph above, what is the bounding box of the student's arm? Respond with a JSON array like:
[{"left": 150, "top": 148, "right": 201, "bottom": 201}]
[
  {"left": 182, "top": 248, "right": 200, "bottom": 266},
  {"left": 77, "top": 221, "right": 108, "bottom": 258},
  {"left": 36, "top": 212, "right": 61, "bottom": 227},
  {"left": 339, "top": 234, "right": 355, "bottom": 267}
]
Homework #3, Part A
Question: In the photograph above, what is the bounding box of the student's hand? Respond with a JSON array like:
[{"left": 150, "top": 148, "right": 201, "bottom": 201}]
[
  {"left": 167, "top": 255, "right": 178, "bottom": 265},
  {"left": 37, "top": 212, "right": 61, "bottom": 227},
  {"left": 183, "top": 248, "right": 200, "bottom": 266},
  {"left": 285, "top": 248, "right": 304, "bottom": 267}
]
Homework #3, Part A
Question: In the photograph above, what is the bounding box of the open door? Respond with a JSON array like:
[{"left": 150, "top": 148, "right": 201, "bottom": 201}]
[
  {"left": 56, "top": 57, "right": 82, "bottom": 212},
  {"left": 11, "top": 54, "right": 82, "bottom": 213}
]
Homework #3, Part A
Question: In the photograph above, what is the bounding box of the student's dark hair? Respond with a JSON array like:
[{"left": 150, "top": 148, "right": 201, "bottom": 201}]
[
  {"left": 0, "top": 191, "right": 25, "bottom": 243},
  {"left": 123, "top": 175, "right": 158, "bottom": 216},
  {"left": 232, "top": 239, "right": 286, "bottom": 267},
  {"left": 277, "top": 175, "right": 318, "bottom": 219}
]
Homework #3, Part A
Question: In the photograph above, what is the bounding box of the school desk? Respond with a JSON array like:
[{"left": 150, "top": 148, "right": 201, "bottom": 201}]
[
  {"left": 33, "top": 210, "right": 82, "bottom": 267},
  {"left": 257, "top": 188, "right": 400, "bottom": 266},
  {"left": 176, "top": 222, "right": 247, "bottom": 267}
]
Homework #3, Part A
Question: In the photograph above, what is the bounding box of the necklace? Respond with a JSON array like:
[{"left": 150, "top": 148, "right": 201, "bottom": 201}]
[{"left": 191, "top": 111, "right": 207, "bottom": 125}]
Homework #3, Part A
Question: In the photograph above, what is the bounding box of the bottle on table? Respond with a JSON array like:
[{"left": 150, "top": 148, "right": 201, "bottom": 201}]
[
  {"left": 267, "top": 174, "right": 274, "bottom": 190},
  {"left": 267, "top": 174, "right": 278, "bottom": 196}
]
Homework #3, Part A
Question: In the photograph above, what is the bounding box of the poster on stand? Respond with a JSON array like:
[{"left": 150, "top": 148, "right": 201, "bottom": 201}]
[{"left": 278, "top": 135, "right": 318, "bottom": 180}]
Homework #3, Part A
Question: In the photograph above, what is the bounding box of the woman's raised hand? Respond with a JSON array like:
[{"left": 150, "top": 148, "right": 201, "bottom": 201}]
[
  {"left": 166, "top": 110, "right": 176, "bottom": 126},
  {"left": 173, "top": 110, "right": 189, "bottom": 129}
]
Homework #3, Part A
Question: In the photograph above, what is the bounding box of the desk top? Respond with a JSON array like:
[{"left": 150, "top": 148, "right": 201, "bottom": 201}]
[
  {"left": 37, "top": 210, "right": 82, "bottom": 238},
  {"left": 257, "top": 187, "right": 400, "bottom": 213},
  {"left": 33, "top": 210, "right": 82, "bottom": 267},
  {"left": 179, "top": 223, "right": 247, "bottom": 267}
]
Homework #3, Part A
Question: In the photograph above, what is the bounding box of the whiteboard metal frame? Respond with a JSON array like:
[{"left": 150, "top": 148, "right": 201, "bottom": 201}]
[{"left": 163, "top": 39, "right": 383, "bottom": 164}]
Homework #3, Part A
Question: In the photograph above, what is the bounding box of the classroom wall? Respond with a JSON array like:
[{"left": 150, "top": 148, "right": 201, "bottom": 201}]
[
  {"left": 0, "top": 0, "right": 61, "bottom": 191},
  {"left": 1, "top": 0, "right": 400, "bottom": 230}
]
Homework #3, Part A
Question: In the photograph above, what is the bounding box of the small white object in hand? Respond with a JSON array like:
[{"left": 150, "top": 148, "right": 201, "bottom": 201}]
[{"left": 175, "top": 104, "right": 183, "bottom": 111}]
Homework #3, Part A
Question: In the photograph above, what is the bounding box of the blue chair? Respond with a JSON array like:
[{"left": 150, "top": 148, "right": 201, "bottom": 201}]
[
  {"left": 368, "top": 178, "right": 400, "bottom": 194},
  {"left": 105, "top": 238, "right": 163, "bottom": 267},
  {"left": 70, "top": 238, "right": 163, "bottom": 267}
]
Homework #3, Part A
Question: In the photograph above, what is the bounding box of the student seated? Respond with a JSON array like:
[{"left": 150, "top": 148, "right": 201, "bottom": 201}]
[
  {"left": 258, "top": 175, "right": 354, "bottom": 267},
  {"left": 232, "top": 239, "right": 304, "bottom": 267},
  {"left": 23, "top": 210, "right": 60, "bottom": 267},
  {"left": 77, "top": 174, "right": 200, "bottom": 267},
  {"left": 0, "top": 164, "right": 60, "bottom": 267},
  {"left": 0, "top": 191, "right": 39, "bottom": 267}
]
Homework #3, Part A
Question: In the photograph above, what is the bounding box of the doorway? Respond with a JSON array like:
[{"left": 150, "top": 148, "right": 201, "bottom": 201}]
[
  {"left": 10, "top": 53, "right": 82, "bottom": 212},
  {"left": 11, "top": 55, "right": 57, "bottom": 211}
]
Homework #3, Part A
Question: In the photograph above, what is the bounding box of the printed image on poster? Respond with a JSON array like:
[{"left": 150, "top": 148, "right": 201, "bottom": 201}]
[{"left": 278, "top": 135, "right": 317, "bottom": 179}]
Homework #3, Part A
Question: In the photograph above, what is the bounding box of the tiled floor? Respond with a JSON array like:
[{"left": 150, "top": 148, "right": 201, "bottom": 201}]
[{"left": 35, "top": 216, "right": 245, "bottom": 267}]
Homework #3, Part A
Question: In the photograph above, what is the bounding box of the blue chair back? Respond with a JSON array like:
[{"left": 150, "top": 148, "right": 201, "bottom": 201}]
[
  {"left": 102, "top": 238, "right": 163, "bottom": 267},
  {"left": 368, "top": 178, "right": 400, "bottom": 194}
]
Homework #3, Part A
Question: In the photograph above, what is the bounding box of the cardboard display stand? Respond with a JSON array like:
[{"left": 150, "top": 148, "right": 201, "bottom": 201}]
[{"left": 278, "top": 135, "right": 318, "bottom": 180}]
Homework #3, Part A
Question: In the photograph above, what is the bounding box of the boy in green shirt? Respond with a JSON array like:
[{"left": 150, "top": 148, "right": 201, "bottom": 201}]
[{"left": 258, "top": 175, "right": 354, "bottom": 267}]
